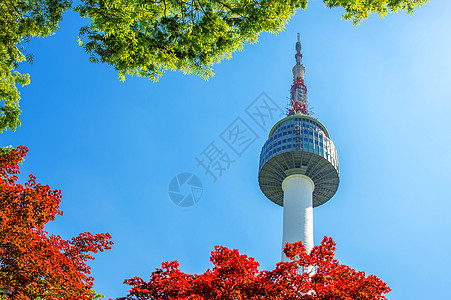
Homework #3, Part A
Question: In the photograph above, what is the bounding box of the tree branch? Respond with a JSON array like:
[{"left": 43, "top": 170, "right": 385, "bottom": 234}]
[{"left": 213, "top": 0, "right": 248, "bottom": 19}]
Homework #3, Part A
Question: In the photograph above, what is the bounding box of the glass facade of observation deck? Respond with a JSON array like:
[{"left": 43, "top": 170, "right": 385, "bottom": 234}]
[{"left": 259, "top": 117, "right": 339, "bottom": 172}]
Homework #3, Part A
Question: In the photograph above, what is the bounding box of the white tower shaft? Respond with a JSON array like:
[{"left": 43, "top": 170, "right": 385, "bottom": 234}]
[{"left": 281, "top": 174, "right": 314, "bottom": 261}]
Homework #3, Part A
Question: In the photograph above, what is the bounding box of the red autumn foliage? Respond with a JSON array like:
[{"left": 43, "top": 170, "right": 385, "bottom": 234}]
[
  {"left": 0, "top": 146, "right": 113, "bottom": 299},
  {"left": 118, "top": 237, "right": 390, "bottom": 300}
]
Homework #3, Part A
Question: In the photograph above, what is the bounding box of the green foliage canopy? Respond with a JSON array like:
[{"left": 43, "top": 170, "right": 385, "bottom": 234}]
[
  {"left": 75, "top": 0, "right": 307, "bottom": 82},
  {"left": 0, "top": 0, "right": 71, "bottom": 133},
  {"left": 0, "top": 0, "right": 428, "bottom": 133},
  {"left": 323, "top": 0, "right": 429, "bottom": 24}
]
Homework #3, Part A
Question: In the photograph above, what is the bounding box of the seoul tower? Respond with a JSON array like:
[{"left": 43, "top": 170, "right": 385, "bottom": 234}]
[{"left": 258, "top": 34, "right": 339, "bottom": 261}]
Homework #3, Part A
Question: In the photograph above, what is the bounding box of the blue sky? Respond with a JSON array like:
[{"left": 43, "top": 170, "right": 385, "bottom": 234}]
[{"left": 3, "top": 0, "right": 451, "bottom": 299}]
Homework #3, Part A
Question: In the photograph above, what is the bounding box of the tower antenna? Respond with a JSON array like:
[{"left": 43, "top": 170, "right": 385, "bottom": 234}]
[{"left": 288, "top": 33, "right": 309, "bottom": 115}]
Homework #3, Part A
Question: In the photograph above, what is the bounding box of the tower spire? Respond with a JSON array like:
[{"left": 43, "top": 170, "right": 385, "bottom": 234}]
[{"left": 288, "top": 34, "right": 309, "bottom": 116}]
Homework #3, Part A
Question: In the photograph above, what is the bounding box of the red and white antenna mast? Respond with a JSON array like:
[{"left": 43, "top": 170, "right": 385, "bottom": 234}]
[{"left": 288, "top": 33, "right": 310, "bottom": 116}]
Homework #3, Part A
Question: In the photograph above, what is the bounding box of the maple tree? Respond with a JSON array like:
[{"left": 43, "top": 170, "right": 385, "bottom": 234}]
[
  {"left": 0, "top": 146, "right": 113, "bottom": 299},
  {"left": 118, "top": 237, "right": 390, "bottom": 300}
]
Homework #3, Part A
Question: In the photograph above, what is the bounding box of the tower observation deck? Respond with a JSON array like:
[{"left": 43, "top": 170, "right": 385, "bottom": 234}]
[{"left": 258, "top": 35, "right": 339, "bottom": 261}]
